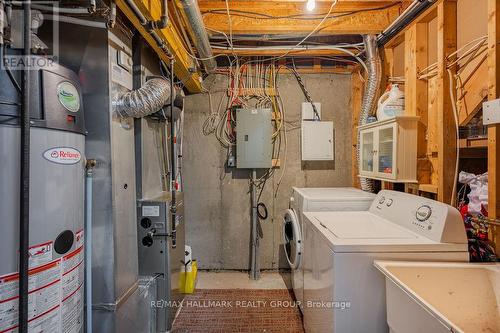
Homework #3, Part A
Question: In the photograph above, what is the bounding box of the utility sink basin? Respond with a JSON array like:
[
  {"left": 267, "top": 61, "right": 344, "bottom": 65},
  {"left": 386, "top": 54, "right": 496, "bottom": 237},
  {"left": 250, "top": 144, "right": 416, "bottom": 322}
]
[{"left": 374, "top": 261, "right": 500, "bottom": 333}]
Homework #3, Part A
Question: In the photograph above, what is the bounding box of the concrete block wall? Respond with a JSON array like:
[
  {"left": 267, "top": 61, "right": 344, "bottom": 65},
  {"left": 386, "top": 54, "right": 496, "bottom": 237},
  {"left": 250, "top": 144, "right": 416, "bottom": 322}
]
[{"left": 182, "top": 73, "right": 353, "bottom": 270}]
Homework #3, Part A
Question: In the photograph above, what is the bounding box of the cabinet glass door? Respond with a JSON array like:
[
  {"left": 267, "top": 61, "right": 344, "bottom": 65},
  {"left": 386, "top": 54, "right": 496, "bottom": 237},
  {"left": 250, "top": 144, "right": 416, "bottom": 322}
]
[
  {"left": 377, "top": 125, "right": 396, "bottom": 177},
  {"left": 361, "top": 130, "right": 374, "bottom": 174}
]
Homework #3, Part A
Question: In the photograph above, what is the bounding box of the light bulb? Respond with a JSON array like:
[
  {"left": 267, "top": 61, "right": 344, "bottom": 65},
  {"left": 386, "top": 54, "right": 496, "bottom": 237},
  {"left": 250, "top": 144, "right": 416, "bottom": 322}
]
[{"left": 306, "top": 0, "right": 316, "bottom": 11}]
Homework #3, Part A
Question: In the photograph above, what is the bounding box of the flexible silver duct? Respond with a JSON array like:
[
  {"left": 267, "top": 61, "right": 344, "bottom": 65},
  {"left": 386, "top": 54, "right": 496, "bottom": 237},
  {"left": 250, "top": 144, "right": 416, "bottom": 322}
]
[
  {"left": 177, "top": 0, "right": 217, "bottom": 73},
  {"left": 357, "top": 35, "right": 381, "bottom": 192},
  {"left": 114, "top": 78, "right": 171, "bottom": 118}
]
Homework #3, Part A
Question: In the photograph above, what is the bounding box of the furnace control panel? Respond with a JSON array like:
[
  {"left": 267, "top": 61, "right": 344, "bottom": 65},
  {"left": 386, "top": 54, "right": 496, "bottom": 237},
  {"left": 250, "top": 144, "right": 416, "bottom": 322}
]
[{"left": 137, "top": 200, "right": 169, "bottom": 275}]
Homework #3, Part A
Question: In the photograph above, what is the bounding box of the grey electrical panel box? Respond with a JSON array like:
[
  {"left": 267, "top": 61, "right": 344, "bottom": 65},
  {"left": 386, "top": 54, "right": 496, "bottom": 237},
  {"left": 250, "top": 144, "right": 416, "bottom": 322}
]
[{"left": 236, "top": 108, "right": 272, "bottom": 168}]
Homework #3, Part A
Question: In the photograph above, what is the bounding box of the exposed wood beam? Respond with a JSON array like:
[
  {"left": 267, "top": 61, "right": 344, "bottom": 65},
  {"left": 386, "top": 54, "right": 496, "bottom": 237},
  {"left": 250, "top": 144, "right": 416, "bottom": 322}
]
[
  {"left": 212, "top": 48, "right": 358, "bottom": 57},
  {"left": 199, "top": 1, "right": 402, "bottom": 35},
  {"left": 436, "top": 0, "right": 457, "bottom": 204},
  {"left": 487, "top": 0, "right": 500, "bottom": 252},
  {"left": 116, "top": 0, "right": 202, "bottom": 93},
  {"left": 405, "top": 23, "right": 429, "bottom": 183}
]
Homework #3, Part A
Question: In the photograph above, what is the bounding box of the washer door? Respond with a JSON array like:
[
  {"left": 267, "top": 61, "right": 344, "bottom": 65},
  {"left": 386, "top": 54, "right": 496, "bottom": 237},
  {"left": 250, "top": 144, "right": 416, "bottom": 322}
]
[{"left": 282, "top": 209, "right": 302, "bottom": 270}]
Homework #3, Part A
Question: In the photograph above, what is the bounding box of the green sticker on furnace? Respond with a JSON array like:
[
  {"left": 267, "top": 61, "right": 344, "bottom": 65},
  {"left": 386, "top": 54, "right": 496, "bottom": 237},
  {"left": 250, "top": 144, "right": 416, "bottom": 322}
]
[{"left": 57, "top": 81, "right": 80, "bottom": 112}]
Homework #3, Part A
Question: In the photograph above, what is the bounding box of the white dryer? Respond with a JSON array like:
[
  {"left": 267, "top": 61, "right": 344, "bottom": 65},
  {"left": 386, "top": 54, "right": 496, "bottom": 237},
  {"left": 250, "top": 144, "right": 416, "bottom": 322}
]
[
  {"left": 282, "top": 187, "right": 375, "bottom": 312},
  {"left": 302, "top": 190, "right": 469, "bottom": 333}
]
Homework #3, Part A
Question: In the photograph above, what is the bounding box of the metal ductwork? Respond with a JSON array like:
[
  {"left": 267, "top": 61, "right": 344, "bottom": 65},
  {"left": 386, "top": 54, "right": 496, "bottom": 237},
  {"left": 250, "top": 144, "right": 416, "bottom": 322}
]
[
  {"left": 177, "top": 0, "right": 217, "bottom": 73},
  {"left": 114, "top": 77, "right": 171, "bottom": 118},
  {"left": 358, "top": 35, "right": 381, "bottom": 192}
]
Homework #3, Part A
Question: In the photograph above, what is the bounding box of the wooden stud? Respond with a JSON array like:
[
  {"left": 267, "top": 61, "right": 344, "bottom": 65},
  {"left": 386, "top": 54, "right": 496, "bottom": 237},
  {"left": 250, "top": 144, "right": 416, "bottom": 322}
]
[
  {"left": 487, "top": 0, "right": 500, "bottom": 252},
  {"left": 405, "top": 23, "right": 428, "bottom": 147},
  {"left": 381, "top": 47, "right": 394, "bottom": 91},
  {"left": 427, "top": 76, "right": 440, "bottom": 187},
  {"left": 436, "top": 0, "right": 457, "bottom": 204},
  {"left": 351, "top": 70, "right": 363, "bottom": 189},
  {"left": 405, "top": 23, "right": 430, "bottom": 184}
]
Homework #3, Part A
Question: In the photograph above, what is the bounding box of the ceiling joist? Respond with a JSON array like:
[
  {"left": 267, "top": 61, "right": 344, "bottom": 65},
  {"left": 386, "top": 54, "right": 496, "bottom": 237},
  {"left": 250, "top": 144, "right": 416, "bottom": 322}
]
[{"left": 198, "top": 0, "right": 403, "bottom": 36}]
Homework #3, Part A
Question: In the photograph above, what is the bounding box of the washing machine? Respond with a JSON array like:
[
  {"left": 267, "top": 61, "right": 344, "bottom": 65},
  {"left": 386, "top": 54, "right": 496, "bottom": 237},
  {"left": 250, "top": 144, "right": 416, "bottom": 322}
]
[
  {"left": 302, "top": 190, "right": 469, "bottom": 333},
  {"left": 282, "top": 187, "right": 375, "bottom": 312}
]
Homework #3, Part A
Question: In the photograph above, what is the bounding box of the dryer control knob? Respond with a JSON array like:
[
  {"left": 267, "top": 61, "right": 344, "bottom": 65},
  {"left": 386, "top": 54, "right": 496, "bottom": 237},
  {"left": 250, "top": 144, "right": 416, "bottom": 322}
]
[{"left": 416, "top": 205, "right": 432, "bottom": 222}]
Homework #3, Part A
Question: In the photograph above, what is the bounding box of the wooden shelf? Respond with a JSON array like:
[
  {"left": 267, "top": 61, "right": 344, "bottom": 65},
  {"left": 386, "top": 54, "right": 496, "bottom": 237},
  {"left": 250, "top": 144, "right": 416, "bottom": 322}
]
[
  {"left": 406, "top": 183, "right": 438, "bottom": 194},
  {"left": 459, "top": 137, "right": 488, "bottom": 149}
]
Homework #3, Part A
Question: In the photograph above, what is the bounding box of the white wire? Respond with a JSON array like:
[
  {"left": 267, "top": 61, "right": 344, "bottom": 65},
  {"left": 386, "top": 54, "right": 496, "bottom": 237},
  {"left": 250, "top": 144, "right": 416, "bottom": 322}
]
[
  {"left": 447, "top": 68, "right": 460, "bottom": 207},
  {"left": 212, "top": 45, "right": 368, "bottom": 73}
]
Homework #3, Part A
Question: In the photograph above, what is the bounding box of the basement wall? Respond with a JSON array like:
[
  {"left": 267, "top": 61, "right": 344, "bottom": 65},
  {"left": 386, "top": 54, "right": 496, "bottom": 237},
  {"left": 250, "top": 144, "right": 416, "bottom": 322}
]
[{"left": 182, "top": 73, "right": 353, "bottom": 270}]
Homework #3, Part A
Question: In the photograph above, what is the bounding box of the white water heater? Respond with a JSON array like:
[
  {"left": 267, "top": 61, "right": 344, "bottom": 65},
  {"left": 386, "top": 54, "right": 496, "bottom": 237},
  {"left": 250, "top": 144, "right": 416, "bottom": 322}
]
[{"left": 0, "top": 59, "right": 85, "bottom": 332}]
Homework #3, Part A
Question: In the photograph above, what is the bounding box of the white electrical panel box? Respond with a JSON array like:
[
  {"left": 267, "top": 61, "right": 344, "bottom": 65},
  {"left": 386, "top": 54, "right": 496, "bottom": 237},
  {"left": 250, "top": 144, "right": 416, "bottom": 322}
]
[
  {"left": 301, "top": 121, "right": 334, "bottom": 161},
  {"left": 483, "top": 99, "right": 500, "bottom": 125},
  {"left": 302, "top": 102, "right": 321, "bottom": 120},
  {"left": 236, "top": 108, "right": 273, "bottom": 169}
]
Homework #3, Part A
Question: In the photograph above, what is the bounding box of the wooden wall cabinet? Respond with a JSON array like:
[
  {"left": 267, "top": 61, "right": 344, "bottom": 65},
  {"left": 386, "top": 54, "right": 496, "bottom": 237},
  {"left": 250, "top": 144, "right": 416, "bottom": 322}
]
[{"left": 358, "top": 116, "right": 419, "bottom": 183}]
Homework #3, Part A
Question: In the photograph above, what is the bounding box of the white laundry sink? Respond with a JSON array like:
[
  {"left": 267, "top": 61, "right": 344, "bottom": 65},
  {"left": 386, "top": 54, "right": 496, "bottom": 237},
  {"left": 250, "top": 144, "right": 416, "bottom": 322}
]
[{"left": 374, "top": 261, "right": 500, "bottom": 333}]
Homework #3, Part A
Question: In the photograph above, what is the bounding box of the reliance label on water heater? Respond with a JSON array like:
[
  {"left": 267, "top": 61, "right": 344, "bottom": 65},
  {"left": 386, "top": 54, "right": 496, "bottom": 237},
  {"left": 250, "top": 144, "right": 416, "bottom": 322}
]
[{"left": 43, "top": 147, "right": 82, "bottom": 165}]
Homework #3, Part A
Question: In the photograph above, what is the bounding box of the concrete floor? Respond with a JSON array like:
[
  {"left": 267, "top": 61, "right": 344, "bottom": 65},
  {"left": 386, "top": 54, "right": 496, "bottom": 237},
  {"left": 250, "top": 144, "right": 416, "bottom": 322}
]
[{"left": 196, "top": 271, "right": 292, "bottom": 290}]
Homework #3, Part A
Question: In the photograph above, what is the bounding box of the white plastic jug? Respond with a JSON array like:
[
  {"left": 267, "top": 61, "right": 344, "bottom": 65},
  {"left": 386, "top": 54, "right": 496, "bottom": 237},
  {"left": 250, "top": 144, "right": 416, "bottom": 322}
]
[{"left": 377, "top": 84, "right": 405, "bottom": 120}]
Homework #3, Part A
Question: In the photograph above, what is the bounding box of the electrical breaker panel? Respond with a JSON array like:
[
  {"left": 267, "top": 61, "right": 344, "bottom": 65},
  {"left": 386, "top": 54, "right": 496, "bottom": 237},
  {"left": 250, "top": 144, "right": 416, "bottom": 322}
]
[{"left": 236, "top": 108, "right": 272, "bottom": 169}]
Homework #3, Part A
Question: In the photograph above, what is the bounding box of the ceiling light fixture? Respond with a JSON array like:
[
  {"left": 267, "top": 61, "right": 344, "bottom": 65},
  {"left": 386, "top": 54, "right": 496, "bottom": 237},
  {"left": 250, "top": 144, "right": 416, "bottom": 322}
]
[{"left": 306, "top": 0, "right": 316, "bottom": 11}]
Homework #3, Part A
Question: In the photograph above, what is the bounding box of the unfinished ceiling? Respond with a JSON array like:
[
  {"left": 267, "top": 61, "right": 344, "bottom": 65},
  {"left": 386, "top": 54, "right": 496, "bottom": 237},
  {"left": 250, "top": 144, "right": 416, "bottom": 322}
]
[{"left": 185, "top": 0, "right": 408, "bottom": 66}]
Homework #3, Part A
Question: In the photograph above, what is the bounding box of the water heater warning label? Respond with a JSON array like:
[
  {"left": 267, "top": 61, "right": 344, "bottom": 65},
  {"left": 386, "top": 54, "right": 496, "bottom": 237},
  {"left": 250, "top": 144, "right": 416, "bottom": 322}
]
[
  {"left": 0, "top": 233, "right": 84, "bottom": 333},
  {"left": 28, "top": 242, "right": 53, "bottom": 267},
  {"left": 0, "top": 260, "right": 62, "bottom": 332},
  {"left": 43, "top": 147, "right": 82, "bottom": 165}
]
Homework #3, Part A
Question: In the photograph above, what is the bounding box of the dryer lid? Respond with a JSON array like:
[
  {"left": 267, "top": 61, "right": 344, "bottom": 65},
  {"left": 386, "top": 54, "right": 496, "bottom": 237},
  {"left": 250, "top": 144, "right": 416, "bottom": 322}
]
[{"left": 293, "top": 187, "right": 375, "bottom": 202}]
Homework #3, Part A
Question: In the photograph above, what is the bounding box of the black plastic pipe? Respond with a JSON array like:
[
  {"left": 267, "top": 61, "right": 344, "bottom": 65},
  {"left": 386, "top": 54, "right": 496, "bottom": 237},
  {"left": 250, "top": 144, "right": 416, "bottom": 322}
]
[
  {"left": 151, "top": 0, "right": 168, "bottom": 30},
  {"left": 377, "top": 0, "right": 435, "bottom": 46},
  {"left": 123, "top": 0, "right": 168, "bottom": 51},
  {"left": 170, "top": 59, "right": 176, "bottom": 249},
  {"left": 19, "top": 1, "right": 31, "bottom": 332}
]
